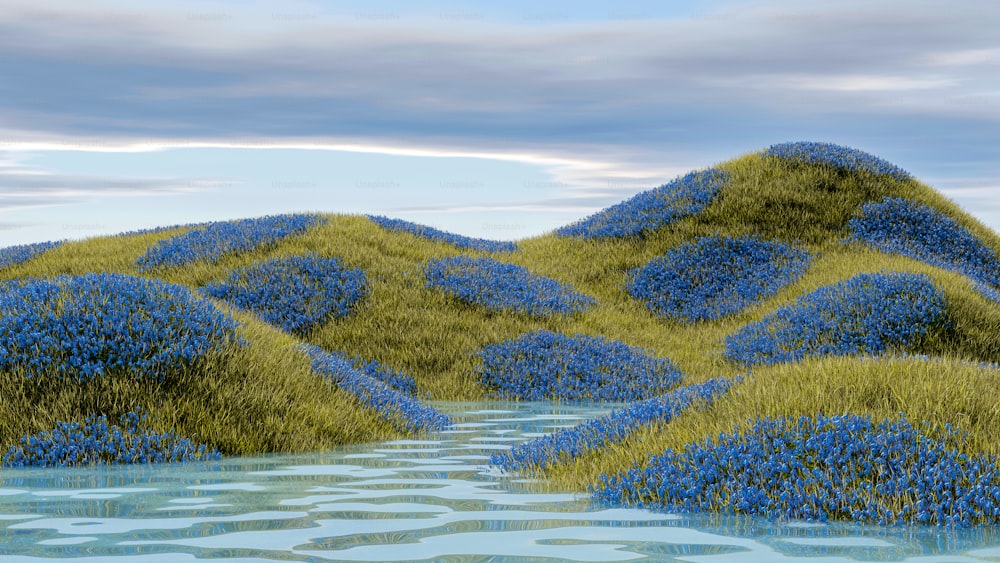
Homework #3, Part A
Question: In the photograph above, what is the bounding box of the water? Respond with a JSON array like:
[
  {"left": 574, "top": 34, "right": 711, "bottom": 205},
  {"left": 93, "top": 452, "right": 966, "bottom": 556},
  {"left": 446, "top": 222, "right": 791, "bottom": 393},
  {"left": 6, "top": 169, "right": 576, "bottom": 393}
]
[{"left": 2, "top": 402, "right": 1000, "bottom": 562}]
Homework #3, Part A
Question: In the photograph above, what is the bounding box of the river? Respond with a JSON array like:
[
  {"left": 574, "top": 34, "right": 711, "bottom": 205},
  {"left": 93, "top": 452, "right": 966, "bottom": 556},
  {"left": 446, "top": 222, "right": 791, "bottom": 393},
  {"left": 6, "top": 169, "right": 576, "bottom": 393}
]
[{"left": 1, "top": 402, "right": 999, "bottom": 562}]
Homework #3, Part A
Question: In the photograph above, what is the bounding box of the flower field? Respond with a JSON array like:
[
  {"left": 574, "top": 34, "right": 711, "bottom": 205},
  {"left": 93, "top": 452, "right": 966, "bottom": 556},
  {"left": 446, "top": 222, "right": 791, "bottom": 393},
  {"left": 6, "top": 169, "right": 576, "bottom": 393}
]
[
  {"left": 477, "top": 330, "right": 683, "bottom": 401},
  {"left": 202, "top": 253, "right": 367, "bottom": 335},
  {"left": 627, "top": 236, "right": 811, "bottom": 322},
  {"left": 556, "top": 168, "right": 729, "bottom": 239},
  {"left": 849, "top": 197, "right": 1000, "bottom": 288},
  {"left": 136, "top": 213, "right": 322, "bottom": 270},
  {"left": 765, "top": 141, "right": 912, "bottom": 180},
  {"left": 490, "top": 377, "right": 736, "bottom": 472},
  {"left": 303, "top": 345, "right": 450, "bottom": 433},
  {"left": 424, "top": 255, "right": 595, "bottom": 317},
  {"left": 593, "top": 414, "right": 1000, "bottom": 526},
  {"left": 0, "top": 241, "right": 61, "bottom": 270},
  {"left": 4, "top": 411, "right": 220, "bottom": 468},
  {"left": 0, "top": 273, "right": 242, "bottom": 383},
  {"left": 725, "top": 272, "right": 946, "bottom": 365},
  {"left": 368, "top": 215, "right": 517, "bottom": 252},
  {"left": 325, "top": 349, "right": 419, "bottom": 395}
]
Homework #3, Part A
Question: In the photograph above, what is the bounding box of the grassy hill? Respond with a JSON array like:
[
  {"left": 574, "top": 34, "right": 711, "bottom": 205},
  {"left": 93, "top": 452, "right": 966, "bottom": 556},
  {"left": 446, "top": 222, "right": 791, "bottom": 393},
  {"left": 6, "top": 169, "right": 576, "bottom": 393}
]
[{"left": 3, "top": 141, "right": 1000, "bottom": 523}]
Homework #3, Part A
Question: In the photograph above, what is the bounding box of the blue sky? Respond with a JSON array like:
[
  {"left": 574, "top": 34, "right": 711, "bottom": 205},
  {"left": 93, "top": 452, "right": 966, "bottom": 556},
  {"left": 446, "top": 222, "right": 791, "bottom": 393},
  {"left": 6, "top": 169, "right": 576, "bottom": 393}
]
[{"left": 1, "top": 0, "right": 998, "bottom": 245}]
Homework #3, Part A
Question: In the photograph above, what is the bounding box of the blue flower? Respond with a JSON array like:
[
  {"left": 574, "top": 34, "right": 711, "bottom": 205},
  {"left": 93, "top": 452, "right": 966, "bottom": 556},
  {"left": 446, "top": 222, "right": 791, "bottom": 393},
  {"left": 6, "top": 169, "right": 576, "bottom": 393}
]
[
  {"left": 628, "top": 236, "right": 811, "bottom": 322},
  {"left": 0, "top": 274, "right": 243, "bottom": 383},
  {"left": 202, "top": 253, "right": 367, "bottom": 335},
  {"left": 0, "top": 241, "right": 62, "bottom": 270},
  {"left": 556, "top": 168, "right": 729, "bottom": 239},
  {"left": 477, "top": 330, "right": 683, "bottom": 401},
  {"left": 302, "top": 345, "right": 450, "bottom": 433},
  {"left": 136, "top": 214, "right": 323, "bottom": 270},
  {"left": 765, "top": 142, "right": 911, "bottom": 180},
  {"left": 490, "top": 377, "right": 737, "bottom": 472},
  {"left": 725, "top": 272, "right": 946, "bottom": 365},
  {"left": 848, "top": 196, "right": 1000, "bottom": 289},
  {"left": 424, "top": 255, "right": 595, "bottom": 317},
  {"left": 368, "top": 216, "right": 517, "bottom": 253},
  {"left": 593, "top": 414, "right": 1000, "bottom": 527},
  {"left": 3, "top": 410, "right": 220, "bottom": 468},
  {"left": 325, "top": 349, "right": 419, "bottom": 396}
]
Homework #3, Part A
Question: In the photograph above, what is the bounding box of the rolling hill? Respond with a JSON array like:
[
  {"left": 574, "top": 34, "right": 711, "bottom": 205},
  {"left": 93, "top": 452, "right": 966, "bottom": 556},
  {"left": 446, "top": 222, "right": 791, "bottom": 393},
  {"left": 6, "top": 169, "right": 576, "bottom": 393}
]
[{"left": 3, "top": 141, "right": 1000, "bottom": 525}]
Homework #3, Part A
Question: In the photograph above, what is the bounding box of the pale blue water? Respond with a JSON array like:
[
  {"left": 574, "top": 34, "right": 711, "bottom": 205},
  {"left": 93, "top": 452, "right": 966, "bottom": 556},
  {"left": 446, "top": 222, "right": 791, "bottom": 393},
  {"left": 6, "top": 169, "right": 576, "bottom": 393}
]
[{"left": 2, "top": 402, "right": 1000, "bottom": 562}]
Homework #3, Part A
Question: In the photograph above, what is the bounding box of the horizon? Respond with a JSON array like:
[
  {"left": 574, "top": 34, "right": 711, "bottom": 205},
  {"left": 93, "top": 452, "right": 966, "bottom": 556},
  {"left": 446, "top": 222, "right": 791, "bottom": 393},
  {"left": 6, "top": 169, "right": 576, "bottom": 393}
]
[{"left": 2, "top": 0, "right": 998, "bottom": 246}]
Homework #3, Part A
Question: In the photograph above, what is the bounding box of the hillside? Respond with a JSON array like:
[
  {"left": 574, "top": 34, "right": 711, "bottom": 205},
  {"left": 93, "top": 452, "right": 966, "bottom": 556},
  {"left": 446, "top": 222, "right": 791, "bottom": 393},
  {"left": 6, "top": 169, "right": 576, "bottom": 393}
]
[{"left": 3, "top": 142, "right": 1000, "bottom": 524}]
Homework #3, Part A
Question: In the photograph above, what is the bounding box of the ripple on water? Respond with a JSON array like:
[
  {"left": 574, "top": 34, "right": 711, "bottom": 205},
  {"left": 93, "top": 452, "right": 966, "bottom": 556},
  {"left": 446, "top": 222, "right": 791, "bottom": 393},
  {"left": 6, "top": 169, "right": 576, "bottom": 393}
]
[{"left": 0, "top": 401, "right": 999, "bottom": 562}]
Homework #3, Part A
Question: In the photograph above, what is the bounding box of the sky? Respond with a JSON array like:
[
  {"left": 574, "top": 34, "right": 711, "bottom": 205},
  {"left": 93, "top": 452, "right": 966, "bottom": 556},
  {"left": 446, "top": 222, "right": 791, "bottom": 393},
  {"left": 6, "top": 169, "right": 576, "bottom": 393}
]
[{"left": 1, "top": 0, "right": 998, "bottom": 245}]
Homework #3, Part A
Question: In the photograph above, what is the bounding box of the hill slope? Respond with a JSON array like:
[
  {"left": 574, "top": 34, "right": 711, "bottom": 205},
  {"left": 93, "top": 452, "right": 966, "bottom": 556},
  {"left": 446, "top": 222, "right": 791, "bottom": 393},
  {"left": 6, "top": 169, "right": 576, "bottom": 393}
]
[{"left": 2, "top": 141, "right": 1000, "bottom": 522}]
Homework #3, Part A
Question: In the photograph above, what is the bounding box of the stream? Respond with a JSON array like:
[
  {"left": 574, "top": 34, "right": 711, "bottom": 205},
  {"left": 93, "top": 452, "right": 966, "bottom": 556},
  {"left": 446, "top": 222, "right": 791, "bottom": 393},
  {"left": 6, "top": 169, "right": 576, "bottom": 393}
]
[{"left": 1, "top": 402, "right": 999, "bottom": 562}]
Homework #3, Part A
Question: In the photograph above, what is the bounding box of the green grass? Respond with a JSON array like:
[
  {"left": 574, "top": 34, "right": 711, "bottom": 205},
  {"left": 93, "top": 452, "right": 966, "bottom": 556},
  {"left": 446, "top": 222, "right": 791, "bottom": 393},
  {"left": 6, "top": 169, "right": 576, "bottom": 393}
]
[
  {"left": 3, "top": 150, "right": 1000, "bottom": 472},
  {"left": 545, "top": 356, "right": 1000, "bottom": 492},
  {"left": 0, "top": 308, "right": 398, "bottom": 455}
]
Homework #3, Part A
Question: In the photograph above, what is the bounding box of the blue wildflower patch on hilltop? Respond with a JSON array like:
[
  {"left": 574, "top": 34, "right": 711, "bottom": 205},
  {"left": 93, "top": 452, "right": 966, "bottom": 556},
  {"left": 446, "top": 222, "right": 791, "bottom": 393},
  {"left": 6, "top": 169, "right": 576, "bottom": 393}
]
[
  {"left": 593, "top": 414, "right": 1000, "bottom": 527},
  {"left": 490, "top": 377, "right": 736, "bottom": 472},
  {"left": 3, "top": 410, "right": 220, "bottom": 468},
  {"left": 424, "top": 255, "right": 595, "bottom": 317},
  {"left": 0, "top": 274, "right": 242, "bottom": 383},
  {"left": 202, "top": 254, "right": 367, "bottom": 335},
  {"left": 303, "top": 345, "right": 450, "bottom": 433},
  {"left": 0, "top": 241, "right": 62, "bottom": 270},
  {"left": 725, "top": 272, "right": 946, "bottom": 366},
  {"left": 136, "top": 213, "right": 323, "bottom": 270},
  {"left": 628, "top": 236, "right": 811, "bottom": 322},
  {"left": 368, "top": 216, "right": 517, "bottom": 253},
  {"left": 477, "top": 330, "right": 683, "bottom": 402},
  {"left": 848, "top": 197, "right": 1000, "bottom": 288},
  {"left": 556, "top": 168, "right": 729, "bottom": 239},
  {"left": 765, "top": 142, "right": 912, "bottom": 181}
]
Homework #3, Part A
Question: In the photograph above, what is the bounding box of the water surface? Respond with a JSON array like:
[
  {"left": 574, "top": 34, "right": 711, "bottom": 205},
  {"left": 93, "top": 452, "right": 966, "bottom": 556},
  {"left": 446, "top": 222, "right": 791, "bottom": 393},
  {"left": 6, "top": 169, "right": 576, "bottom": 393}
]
[{"left": 1, "top": 402, "right": 999, "bottom": 562}]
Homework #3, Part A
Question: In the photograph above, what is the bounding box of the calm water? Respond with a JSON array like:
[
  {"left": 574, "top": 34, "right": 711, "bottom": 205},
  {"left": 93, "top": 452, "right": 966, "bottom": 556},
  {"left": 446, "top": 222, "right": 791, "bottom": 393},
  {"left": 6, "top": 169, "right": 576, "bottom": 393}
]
[{"left": 2, "top": 402, "right": 1000, "bottom": 562}]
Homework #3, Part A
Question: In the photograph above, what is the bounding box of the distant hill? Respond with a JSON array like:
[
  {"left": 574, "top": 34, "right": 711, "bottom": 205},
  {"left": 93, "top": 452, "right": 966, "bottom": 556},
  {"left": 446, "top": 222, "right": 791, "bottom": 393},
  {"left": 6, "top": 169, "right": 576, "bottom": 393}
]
[{"left": 3, "top": 141, "right": 1000, "bottom": 526}]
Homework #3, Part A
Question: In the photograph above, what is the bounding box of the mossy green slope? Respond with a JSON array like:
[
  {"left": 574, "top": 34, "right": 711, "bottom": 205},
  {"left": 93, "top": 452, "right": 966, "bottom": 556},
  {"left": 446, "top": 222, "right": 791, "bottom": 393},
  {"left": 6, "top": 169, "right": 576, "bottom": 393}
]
[{"left": 2, "top": 148, "right": 1000, "bottom": 470}]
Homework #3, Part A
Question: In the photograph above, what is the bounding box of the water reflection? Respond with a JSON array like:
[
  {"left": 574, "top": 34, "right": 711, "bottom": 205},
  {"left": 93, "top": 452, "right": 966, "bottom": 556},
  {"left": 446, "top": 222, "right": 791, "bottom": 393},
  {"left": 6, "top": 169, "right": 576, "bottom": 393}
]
[{"left": 0, "top": 401, "right": 998, "bottom": 562}]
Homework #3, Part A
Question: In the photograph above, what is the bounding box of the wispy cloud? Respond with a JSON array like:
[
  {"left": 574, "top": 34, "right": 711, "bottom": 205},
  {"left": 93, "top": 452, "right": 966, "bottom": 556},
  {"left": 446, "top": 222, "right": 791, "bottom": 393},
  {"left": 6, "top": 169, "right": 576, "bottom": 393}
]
[
  {"left": 0, "top": 153, "right": 231, "bottom": 210},
  {"left": 0, "top": 0, "right": 997, "bottom": 234}
]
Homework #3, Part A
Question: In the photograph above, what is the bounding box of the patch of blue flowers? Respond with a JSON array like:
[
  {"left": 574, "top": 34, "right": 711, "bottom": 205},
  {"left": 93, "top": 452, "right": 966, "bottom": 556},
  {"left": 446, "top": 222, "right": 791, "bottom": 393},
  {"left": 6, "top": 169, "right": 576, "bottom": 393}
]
[
  {"left": 556, "top": 168, "right": 729, "bottom": 239},
  {"left": 593, "top": 414, "right": 1000, "bottom": 527},
  {"left": 368, "top": 215, "right": 517, "bottom": 253},
  {"left": 490, "top": 377, "right": 737, "bottom": 472},
  {"left": 3, "top": 411, "right": 220, "bottom": 468},
  {"left": 477, "top": 330, "right": 683, "bottom": 401},
  {"left": 326, "top": 350, "right": 419, "bottom": 396},
  {"left": 0, "top": 273, "right": 242, "bottom": 383},
  {"left": 725, "top": 272, "right": 946, "bottom": 365},
  {"left": 0, "top": 241, "right": 62, "bottom": 270},
  {"left": 848, "top": 197, "right": 1000, "bottom": 288},
  {"left": 202, "top": 254, "right": 367, "bottom": 335},
  {"left": 424, "top": 255, "right": 595, "bottom": 317},
  {"left": 628, "top": 236, "right": 811, "bottom": 322},
  {"left": 973, "top": 282, "right": 1000, "bottom": 305},
  {"left": 764, "top": 142, "right": 912, "bottom": 181},
  {"left": 303, "top": 345, "right": 450, "bottom": 433},
  {"left": 136, "top": 213, "right": 323, "bottom": 270}
]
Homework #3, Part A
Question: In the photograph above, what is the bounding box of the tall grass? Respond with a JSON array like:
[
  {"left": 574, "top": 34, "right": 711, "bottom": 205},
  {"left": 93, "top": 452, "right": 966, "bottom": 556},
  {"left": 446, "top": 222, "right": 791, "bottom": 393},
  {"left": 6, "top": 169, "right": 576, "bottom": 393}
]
[{"left": 2, "top": 147, "right": 1000, "bottom": 467}]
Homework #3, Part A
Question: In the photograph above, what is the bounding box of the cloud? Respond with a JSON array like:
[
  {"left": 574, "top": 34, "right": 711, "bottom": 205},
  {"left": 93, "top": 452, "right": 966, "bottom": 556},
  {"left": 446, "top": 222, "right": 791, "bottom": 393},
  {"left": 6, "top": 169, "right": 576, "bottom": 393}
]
[
  {"left": 0, "top": 0, "right": 995, "bottom": 227},
  {"left": 925, "top": 48, "right": 1000, "bottom": 66},
  {"left": 0, "top": 1, "right": 995, "bottom": 129},
  {"left": 0, "top": 154, "right": 232, "bottom": 210},
  {"left": 777, "top": 75, "right": 954, "bottom": 93}
]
